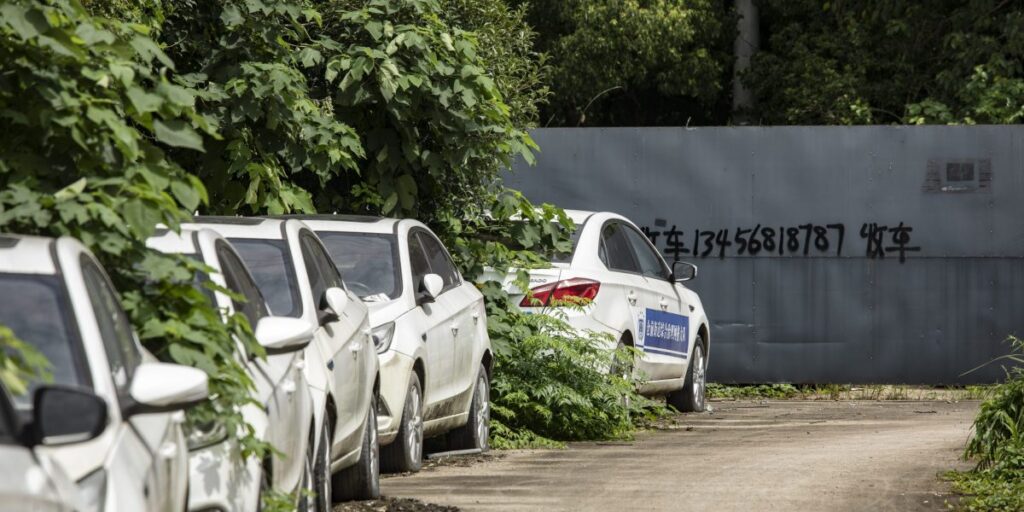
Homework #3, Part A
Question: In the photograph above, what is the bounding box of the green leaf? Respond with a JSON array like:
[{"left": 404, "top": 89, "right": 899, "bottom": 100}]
[
  {"left": 382, "top": 192, "right": 398, "bottom": 214},
  {"left": 0, "top": 5, "right": 48, "bottom": 40},
  {"left": 153, "top": 120, "right": 204, "bottom": 151},
  {"left": 53, "top": 178, "right": 87, "bottom": 201},
  {"left": 171, "top": 180, "right": 200, "bottom": 211},
  {"left": 127, "top": 87, "right": 163, "bottom": 114}
]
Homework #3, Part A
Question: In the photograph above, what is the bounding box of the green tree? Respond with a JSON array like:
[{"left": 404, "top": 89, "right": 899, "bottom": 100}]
[
  {"left": 0, "top": 0, "right": 266, "bottom": 454},
  {"left": 518, "top": 0, "right": 735, "bottom": 127},
  {"left": 745, "top": 0, "right": 1024, "bottom": 125}
]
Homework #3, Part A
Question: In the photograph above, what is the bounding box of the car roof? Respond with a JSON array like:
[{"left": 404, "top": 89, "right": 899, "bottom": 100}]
[
  {"left": 185, "top": 216, "right": 291, "bottom": 240},
  {"left": 147, "top": 227, "right": 226, "bottom": 256},
  {"left": 0, "top": 234, "right": 59, "bottom": 275},
  {"left": 286, "top": 214, "right": 402, "bottom": 235}
]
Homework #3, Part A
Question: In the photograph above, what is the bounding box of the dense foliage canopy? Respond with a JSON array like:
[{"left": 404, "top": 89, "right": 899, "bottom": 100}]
[
  {"left": 745, "top": 0, "right": 1024, "bottom": 125},
  {"left": 518, "top": 0, "right": 736, "bottom": 127}
]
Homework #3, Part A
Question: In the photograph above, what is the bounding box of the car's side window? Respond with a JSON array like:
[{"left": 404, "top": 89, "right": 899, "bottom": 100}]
[
  {"left": 216, "top": 241, "right": 269, "bottom": 327},
  {"left": 417, "top": 231, "right": 460, "bottom": 290},
  {"left": 407, "top": 232, "right": 431, "bottom": 291},
  {"left": 600, "top": 222, "right": 641, "bottom": 273},
  {"left": 299, "top": 233, "right": 328, "bottom": 308},
  {"left": 81, "top": 257, "right": 142, "bottom": 395},
  {"left": 309, "top": 239, "right": 345, "bottom": 291},
  {"left": 624, "top": 226, "right": 671, "bottom": 280}
]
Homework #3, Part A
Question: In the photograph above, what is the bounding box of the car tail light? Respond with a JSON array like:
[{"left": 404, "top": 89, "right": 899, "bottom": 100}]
[{"left": 520, "top": 278, "right": 600, "bottom": 307}]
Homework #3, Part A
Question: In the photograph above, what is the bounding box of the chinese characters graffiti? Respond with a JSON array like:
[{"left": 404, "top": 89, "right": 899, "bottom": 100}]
[{"left": 639, "top": 222, "right": 921, "bottom": 264}]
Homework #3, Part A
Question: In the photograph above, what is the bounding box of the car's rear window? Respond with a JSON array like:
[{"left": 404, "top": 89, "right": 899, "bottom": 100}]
[
  {"left": 317, "top": 232, "right": 401, "bottom": 301},
  {"left": 228, "top": 239, "right": 302, "bottom": 318},
  {"left": 0, "top": 274, "right": 88, "bottom": 408}
]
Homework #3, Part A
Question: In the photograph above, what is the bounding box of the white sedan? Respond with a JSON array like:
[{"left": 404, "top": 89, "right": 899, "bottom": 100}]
[
  {"left": 190, "top": 217, "right": 380, "bottom": 506},
  {"left": 0, "top": 234, "right": 208, "bottom": 512},
  {"left": 511, "top": 210, "right": 711, "bottom": 412},
  {"left": 147, "top": 227, "right": 317, "bottom": 511},
  {"left": 295, "top": 215, "right": 492, "bottom": 472}
]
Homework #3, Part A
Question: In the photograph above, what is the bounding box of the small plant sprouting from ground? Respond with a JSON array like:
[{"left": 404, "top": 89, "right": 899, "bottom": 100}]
[{"left": 946, "top": 336, "right": 1024, "bottom": 511}]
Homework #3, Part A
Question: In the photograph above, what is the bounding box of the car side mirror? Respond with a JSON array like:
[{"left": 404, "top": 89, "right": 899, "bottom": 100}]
[
  {"left": 672, "top": 261, "right": 697, "bottom": 282},
  {"left": 255, "top": 316, "right": 314, "bottom": 354},
  {"left": 32, "top": 386, "right": 108, "bottom": 446},
  {"left": 417, "top": 274, "right": 444, "bottom": 305},
  {"left": 318, "top": 287, "right": 348, "bottom": 325},
  {"left": 127, "top": 363, "right": 208, "bottom": 416}
]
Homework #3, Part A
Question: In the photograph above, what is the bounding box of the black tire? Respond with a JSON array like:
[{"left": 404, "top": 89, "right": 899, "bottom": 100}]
[
  {"left": 332, "top": 396, "right": 381, "bottom": 501},
  {"left": 668, "top": 338, "right": 707, "bottom": 412},
  {"left": 447, "top": 365, "right": 490, "bottom": 451},
  {"left": 298, "top": 431, "right": 314, "bottom": 511},
  {"left": 381, "top": 373, "right": 423, "bottom": 473},
  {"left": 311, "top": 419, "right": 332, "bottom": 511}
]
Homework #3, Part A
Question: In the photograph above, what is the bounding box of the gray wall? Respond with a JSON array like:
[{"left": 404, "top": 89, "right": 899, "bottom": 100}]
[{"left": 506, "top": 126, "right": 1024, "bottom": 384}]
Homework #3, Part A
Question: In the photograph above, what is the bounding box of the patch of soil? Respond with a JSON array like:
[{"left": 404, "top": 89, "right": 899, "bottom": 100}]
[
  {"left": 335, "top": 497, "right": 459, "bottom": 512},
  {"left": 382, "top": 451, "right": 505, "bottom": 479}
]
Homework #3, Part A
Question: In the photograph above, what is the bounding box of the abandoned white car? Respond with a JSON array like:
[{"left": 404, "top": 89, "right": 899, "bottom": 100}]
[
  {"left": 188, "top": 218, "right": 380, "bottom": 505},
  {"left": 0, "top": 234, "right": 208, "bottom": 512},
  {"left": 148, "top": 228, "right": 316, "bottom": 511},
  {"left": 294, "top": 215, "right": 492, "bottom": 473},
  {"left": 511, "top": 210, "right": 711, "bottom": 412}
]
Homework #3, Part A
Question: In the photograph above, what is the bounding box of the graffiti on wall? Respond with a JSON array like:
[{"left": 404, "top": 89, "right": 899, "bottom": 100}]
[{"left": 639, "top": 221, "right": 921, "bottom": 263}]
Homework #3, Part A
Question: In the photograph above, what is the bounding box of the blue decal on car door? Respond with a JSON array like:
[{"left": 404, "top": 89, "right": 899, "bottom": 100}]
[{"left": 639, "top": 308, "right": 689, "bottom": 358}]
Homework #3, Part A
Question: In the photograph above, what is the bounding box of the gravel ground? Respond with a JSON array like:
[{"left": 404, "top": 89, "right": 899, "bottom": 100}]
[{"left": 340, "top": 400, "right": 979, "bottom": 512}]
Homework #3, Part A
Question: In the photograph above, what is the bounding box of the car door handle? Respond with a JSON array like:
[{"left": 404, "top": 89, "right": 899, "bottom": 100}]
[
  {"left": 282, "top": 378, "right": 296, "bottom": 395},
  {"left": 689, "top": 305, "right": 695, "bottom": 312},
  {"left": 627, "top": 291, "right": 637, "bottom": 305},
  {"left": 450, "top": 323, "right": 459, "bottom": 336},
  {"left": 349, "top": 343, "right": 361, "bottom": 357},
  {"left": 159, "top": 441, "right": 178, "bottom": 460},
  {"left": 471, "top": 312, "right": 480, "bottom": 323},
  {"left": 659, "top": 298, "right": 669, "bottom": 310}
]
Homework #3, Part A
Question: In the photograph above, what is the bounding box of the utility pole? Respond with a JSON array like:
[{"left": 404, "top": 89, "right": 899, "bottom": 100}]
[{"left": 732, "top": 0, "right": 760, "bottom": 124}]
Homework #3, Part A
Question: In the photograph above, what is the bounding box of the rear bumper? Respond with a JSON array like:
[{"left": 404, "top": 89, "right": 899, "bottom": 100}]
[{"left": 376, "top": 350, "right": 416, "bottom": 445}]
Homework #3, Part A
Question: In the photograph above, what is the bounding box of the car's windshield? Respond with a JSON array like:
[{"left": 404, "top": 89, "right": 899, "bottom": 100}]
[
  {"left": 228, "top": 239, "right": 302, "bottom": 318},
  {"left": 0, "top": 274, "right": 87, "bottom": 409},
  {"left": 317, "top": 232, "right": 401, "bottom": 301}
]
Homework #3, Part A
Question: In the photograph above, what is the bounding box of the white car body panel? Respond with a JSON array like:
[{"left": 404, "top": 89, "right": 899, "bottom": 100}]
[
  {"left": 186, "top": 218, "right": 378, "bottom": 475},
  {"left": 0, "top": 234, "right": 197, "bottom": 512},
  {"left": 298, "top": 216, "right": 491, "bottom": 444},
  {"left": 508, "top": 211, "right": 711, "bottom": 396},
  {"left": 147, "top": 228, "right": 315, "bottom": 511},
  {"left": 0, "top": 445, "right": 79, "bottom": 512}
]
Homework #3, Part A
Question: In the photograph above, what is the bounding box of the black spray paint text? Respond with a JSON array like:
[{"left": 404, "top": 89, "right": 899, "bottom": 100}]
[{"left": 639, "top": 222, "right": 921, "bottom": 263}]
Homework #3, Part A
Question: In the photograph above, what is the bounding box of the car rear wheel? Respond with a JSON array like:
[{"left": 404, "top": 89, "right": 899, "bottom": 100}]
[
  {"left": 668, "top": 338, "right": 706, "bottom": 412},
  {"left": 332, "top": 396, "right": 381, "bottom": 501},
  {"left": 447, "top": 364, "right": 490, "bottom": 451},
  {"left": 381, "top": 373, "right": 423, "bottom": 473}
]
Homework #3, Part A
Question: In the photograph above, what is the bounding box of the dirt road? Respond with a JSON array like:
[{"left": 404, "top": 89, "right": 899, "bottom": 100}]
[{"left": 368, "top": 400, "right": 979, "bottom": 512}]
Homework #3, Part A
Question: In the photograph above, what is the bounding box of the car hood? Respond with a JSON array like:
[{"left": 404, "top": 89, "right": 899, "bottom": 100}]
[{"left": 365, "top": 298, "right": 412, "bottom": 327}]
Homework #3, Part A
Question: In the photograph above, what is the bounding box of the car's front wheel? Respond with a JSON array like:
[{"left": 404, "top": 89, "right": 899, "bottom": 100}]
[
  {"left": 447, "top": 364, "right": 490, "bottom": 451},
  {"left": 332, "top": 396, "right": 380, "bottom": 501},
  {"left": 668, "top": 337, "right": 707, "bottom": 412},
  {"left": 381, "top": 373, "right": 423, "bottom": 473}
]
